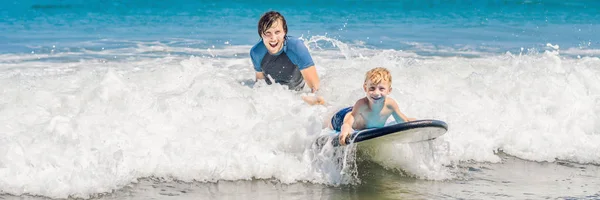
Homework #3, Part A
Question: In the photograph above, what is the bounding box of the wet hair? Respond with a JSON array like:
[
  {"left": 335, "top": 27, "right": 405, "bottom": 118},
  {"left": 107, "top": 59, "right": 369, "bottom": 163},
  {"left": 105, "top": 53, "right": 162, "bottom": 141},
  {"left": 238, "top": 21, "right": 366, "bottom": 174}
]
[
  {"left": 364, "top": 67, "right": 392, "bottom": 86},
  {"left": 257, "top": 11, "right": 288, "bottom": 37}
]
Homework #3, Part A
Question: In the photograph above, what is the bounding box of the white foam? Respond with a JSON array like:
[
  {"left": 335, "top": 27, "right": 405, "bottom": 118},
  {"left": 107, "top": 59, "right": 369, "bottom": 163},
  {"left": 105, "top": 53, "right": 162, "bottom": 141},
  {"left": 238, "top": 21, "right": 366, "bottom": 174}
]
[
  {"left": 1, "top": 36, "right": 600, "bottom": 198},
  {"left": 562, "top": 47, "right": 600, "bottom": 57}
]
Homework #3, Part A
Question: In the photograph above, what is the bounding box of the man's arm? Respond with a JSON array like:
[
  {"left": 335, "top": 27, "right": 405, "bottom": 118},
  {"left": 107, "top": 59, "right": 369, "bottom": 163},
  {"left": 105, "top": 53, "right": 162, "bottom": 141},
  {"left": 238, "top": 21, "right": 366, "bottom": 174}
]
[
  {"left": 255, "top": 72, "right": 265, "bottom": 81},
  {"left": 300, "top": 66, "right": 320, "bottom": 93},
  {"left": 299, "top": 66, "right": 325, "bottom": 105}
]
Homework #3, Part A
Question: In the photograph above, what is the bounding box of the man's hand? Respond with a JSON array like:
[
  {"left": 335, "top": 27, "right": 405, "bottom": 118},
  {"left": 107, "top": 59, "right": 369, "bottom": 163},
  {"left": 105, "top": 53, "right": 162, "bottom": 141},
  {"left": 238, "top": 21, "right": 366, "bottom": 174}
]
[{"left": 301, "top": 95, "right": 325, "bottom": 105}]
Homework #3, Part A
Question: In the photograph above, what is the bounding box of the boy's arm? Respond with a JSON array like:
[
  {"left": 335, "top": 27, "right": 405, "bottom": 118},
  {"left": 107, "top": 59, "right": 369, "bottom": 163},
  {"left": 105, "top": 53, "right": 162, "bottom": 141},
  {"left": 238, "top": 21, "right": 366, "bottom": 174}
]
[
  {"left": 339, "top": 111, "right": 355, "bottom": 145},
  {"left": 340, "top": 101, "right": 363, "bottom": 145},
  {"left": 389, "top": 99, "right": 413, "bottom": 123}
]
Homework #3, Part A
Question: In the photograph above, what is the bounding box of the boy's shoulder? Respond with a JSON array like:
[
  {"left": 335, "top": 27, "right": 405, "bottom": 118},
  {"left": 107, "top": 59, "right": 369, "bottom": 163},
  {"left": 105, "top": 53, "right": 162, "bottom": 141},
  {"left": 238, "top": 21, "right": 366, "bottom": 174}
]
[
  {"left": 352, "top": 97, "right": 370, "bottom": 112},
  {"left": 384, "top": 97, "right": 400, "bottom": 108},
  {"left": 354, "top": 97, "right": 369, "bottom": 106}
]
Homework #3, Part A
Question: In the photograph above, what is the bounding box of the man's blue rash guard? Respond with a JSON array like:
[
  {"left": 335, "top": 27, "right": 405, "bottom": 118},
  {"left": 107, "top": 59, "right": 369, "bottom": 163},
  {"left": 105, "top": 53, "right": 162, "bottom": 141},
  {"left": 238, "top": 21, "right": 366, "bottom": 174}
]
[{"left": 250, "top": 36, "right": 315, "bottom": 91}]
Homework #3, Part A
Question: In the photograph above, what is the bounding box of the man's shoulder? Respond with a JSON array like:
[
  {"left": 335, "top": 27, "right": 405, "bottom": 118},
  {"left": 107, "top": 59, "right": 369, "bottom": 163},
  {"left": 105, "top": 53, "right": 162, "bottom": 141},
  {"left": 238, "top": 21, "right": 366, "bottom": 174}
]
[
  {"left": 250, "top": 41, "right": 267, "bottom": 57},
  {"left": 284, "top": 36, "right": 306, "bottom": 52},
  {"left": 285, "top": 36, "right": 303, "bottom": 44}
]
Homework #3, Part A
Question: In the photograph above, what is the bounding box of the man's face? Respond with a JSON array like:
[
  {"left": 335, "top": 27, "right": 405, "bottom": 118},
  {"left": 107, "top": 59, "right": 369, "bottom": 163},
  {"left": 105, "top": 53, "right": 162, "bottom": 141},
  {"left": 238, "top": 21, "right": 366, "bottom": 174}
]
[{"left": 261, "top": 19, "right": 286, "bottom": 54}]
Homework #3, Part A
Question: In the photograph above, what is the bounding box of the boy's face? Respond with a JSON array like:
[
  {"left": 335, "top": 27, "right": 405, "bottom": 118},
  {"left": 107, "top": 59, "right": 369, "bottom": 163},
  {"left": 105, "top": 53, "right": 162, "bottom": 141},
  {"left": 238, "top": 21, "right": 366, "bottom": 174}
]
[
  {"left": 363, "top": 80, "right": 392, "bottom": 104},
  {"left": 261, "top": 19, "right": 286, "bottom": 54}
]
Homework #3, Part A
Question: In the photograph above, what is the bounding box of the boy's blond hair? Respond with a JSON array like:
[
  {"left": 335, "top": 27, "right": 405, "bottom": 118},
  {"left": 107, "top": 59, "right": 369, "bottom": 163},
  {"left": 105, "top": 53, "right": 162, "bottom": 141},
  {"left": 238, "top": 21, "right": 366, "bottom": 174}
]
[{"left": 364, "top": 67, "right": 392, "bottom": 86}]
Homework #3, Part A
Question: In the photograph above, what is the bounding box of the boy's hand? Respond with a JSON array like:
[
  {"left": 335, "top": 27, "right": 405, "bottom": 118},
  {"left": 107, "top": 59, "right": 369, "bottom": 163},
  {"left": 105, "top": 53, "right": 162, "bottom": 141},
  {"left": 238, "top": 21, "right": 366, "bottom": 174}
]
[{"left": 339, "top": 130, "right": 350, "bottom": 145}]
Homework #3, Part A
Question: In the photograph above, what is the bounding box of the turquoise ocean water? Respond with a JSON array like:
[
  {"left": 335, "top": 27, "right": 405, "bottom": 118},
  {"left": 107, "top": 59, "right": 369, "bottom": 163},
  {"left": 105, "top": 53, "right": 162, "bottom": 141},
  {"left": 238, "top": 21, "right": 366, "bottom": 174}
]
[{"left": 1, "top": 0, "right": 599, "bottom": 199}]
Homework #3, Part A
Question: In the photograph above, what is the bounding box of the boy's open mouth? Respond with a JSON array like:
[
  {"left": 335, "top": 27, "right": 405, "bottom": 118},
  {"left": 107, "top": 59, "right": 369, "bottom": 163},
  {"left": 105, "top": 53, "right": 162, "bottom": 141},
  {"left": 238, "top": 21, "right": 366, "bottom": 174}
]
[{"left": 371, "top": 96, "right": 382, "bottom": 101}]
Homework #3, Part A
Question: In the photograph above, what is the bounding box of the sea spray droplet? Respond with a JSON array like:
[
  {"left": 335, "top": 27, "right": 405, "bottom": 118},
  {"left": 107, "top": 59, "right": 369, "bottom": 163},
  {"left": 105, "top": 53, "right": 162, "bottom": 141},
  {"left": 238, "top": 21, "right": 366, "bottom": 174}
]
[{"left": 546, "top": 43, "right": 560, "bottom": 50}]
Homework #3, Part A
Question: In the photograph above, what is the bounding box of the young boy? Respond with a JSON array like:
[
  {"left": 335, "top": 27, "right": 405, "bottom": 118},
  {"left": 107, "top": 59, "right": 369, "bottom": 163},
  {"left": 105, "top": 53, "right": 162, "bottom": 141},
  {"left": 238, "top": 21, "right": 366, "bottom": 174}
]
[{"left": 328, "top": 67, "right": 414, "bottom": 145}]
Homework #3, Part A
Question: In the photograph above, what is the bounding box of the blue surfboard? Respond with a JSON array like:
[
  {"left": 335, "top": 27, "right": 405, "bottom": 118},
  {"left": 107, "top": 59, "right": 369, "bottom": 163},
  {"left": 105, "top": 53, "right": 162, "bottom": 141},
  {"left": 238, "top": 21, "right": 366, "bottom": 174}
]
[{"left": 316, "top": 119, "right": 448, "bottom": 147}]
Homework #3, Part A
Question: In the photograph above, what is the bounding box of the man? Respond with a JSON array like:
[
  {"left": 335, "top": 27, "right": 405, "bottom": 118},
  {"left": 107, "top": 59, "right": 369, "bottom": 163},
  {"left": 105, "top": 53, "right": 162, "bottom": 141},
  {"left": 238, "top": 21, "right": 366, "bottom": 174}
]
[{"left": 250, "top": 11, "right": 324, "bottom": 105}]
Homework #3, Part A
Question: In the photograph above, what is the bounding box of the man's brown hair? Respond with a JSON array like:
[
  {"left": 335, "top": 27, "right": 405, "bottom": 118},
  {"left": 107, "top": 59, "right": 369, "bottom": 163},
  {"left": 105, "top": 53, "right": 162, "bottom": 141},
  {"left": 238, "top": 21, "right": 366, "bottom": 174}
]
[{"left": 257, "top": 11, "right": 287, "bottom": 37}]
